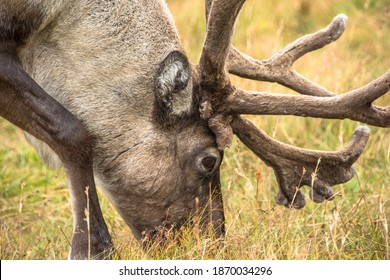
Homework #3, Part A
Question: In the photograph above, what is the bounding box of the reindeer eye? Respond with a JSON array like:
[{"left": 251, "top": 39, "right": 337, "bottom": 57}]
[
  {"left": 201, "top": 156, "right": 217, "bottom": 172},
  {"left": 194, "top": 147, "right": 221, "bottom": 176}
]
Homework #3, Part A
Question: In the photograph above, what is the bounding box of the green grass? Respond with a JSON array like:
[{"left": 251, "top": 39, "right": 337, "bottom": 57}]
[{"left": 1, "top": 0, "right": 389, "bottom": 260}]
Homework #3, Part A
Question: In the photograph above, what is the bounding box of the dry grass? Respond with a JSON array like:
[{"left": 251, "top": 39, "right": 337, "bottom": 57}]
[{"left": 0, "top": 0, "right": 389, "bottom": 260}]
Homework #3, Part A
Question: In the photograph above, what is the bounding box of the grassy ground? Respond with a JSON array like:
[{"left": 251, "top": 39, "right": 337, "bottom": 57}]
[{"left": 1, "top": 0, "right": 389, "bottom": 260}]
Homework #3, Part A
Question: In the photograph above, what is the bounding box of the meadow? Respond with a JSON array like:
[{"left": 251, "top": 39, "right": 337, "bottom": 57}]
[{"left": 0, "top": 0, "right": 389, "bottom": 259}]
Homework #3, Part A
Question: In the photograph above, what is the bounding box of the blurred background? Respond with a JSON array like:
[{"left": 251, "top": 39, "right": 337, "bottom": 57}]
[{"left": 1, "top": 0, "right": 389, "bottom": 259}]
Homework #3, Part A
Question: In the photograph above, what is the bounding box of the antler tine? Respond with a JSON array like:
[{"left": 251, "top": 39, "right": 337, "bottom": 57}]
[
  {"left": 226, "top": 71, "right": 390, "bottom": 127},
  {"left": 231, "top": 116, "right": 371, "bottom": 209},
  {"left": 228, "top": 47, "right": 334, "bottom": 97},
  {"left": 227, "top": 14, "right": 349, "bottom": 97},
  {"left": 199, "top": 0, "right": 246, "bottom": 90}
]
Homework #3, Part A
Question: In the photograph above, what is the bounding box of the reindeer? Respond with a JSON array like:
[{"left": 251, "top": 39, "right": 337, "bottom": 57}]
[{"left": 0, "top": 0, "right": 388, "bottom": 259}]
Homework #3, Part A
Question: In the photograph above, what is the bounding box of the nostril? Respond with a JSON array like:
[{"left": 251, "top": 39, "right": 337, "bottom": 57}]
[{"left": 202, "top": 156, "right": 217, "bottom": 172}]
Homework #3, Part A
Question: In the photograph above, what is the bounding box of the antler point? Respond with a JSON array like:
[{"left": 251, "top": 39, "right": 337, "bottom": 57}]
[
  {"left": 354, "top": 125, "right": 371, "bottom": 136},
  {"left": 335, "top": 13, "right": 348, "bottom": 24}
]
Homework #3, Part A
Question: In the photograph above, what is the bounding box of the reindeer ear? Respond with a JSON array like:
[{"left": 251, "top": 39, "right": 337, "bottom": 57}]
[{"left": 154, "top": 51, "right": 192, "bottom": 124}]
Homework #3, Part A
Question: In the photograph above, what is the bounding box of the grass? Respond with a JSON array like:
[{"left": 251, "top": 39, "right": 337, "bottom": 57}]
[{"left": 1, "top": 0, "right": 389, "bottom": 260}]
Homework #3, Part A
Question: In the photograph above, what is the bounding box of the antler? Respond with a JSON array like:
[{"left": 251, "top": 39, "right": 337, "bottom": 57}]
[
  {"left": 198, "top": 0, "right": 389, "bottom": 208},
  {"left": 232, "top": 116, "right": 370, "bottom": 209},
  {"left": 226, "top": 74, "right": 390, "bottom": 127},
  {"left": 227, "top": 14, "right": 348, "bottom": 97}
]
